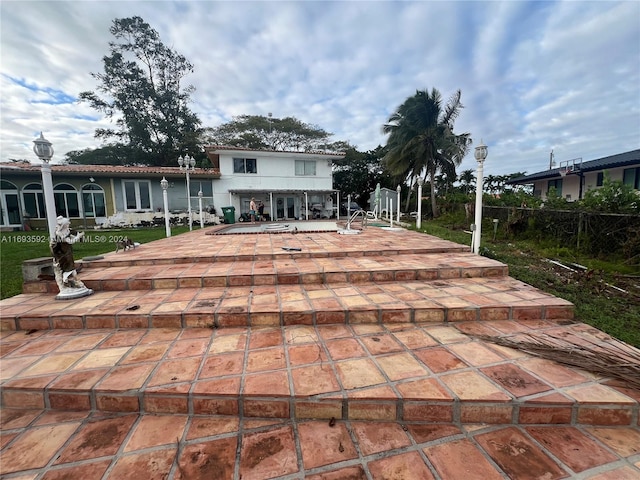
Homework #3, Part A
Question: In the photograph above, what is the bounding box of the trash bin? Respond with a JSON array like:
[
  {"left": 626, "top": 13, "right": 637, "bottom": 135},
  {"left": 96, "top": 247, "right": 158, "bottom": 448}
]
[{"left": 221, "top": 206, "right": 235, "bottom": 224}]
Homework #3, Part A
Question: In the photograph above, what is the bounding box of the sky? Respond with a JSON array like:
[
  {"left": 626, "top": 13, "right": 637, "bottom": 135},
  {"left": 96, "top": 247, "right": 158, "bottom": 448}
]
[{"left": 1, "top": 1, "right": 639, "bottom": 177}]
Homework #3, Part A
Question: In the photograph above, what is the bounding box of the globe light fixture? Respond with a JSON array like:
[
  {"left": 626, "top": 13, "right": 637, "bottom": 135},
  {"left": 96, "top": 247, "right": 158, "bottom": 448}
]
[
  {"left": 178, "top": 154, "right": 197, "bottom": 230},
  {"left": 33, "top": 132, "right": 57, "bottom": 241}
]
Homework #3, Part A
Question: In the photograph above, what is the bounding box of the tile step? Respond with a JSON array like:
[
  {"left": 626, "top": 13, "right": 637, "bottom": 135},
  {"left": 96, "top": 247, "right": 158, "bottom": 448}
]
[
  {"left": 78, "top": 232, "right": 470, "bottom": 269},
  {"left": 1, "top": 322, "right": 638, "bottom": 427},
  {"left": 71, "top": 252, "right": 509, "bottom": 292},
  {"left": 5, "top": 277, "right": 574, "bottom": 331}
]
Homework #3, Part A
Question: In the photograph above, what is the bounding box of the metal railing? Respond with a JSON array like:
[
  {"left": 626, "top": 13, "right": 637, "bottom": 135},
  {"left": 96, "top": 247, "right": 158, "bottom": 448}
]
[{"left": 346, "top": 209, "right": 368, "bottom": 230}]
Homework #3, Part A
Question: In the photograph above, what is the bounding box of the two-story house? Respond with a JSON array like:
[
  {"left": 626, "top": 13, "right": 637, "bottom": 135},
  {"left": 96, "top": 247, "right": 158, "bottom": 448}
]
[
  {"left": 0, "top": 147, "right": 344, "bottom": 230},
  {"left": 205, "top": 146, "right": 344, "bottom": 221}
]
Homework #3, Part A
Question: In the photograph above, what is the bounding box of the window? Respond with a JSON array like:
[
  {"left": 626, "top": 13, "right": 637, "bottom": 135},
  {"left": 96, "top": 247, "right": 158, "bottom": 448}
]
[
  {"left": 547, "top": 179, "right": 563, "bottom": 197},
  {"left": 54, "top": 183, "right": 80, "bottom": 218},
  {"left": 233, "top": 158, "right": 257, "bottom": 174},
  {"left": 123, "top": 180, "right": 151, "bottom": 211},
  {"left": 190, "top": 180, "right": 212, "bottom": 197},
  {"left": 82, "top": 184, "right": 106, "bottom": 217},
  {"left": 623, "top": 167, "right": 640, "bottom": 190},
  {"left": 1, "top": 180, "right": 20, "bottom": 226},
  {"left": 22, "top": 183, "right": 46, "bottom": 218},
  {"left": 295, "top": 160, "right": 316, "bottom": 176},
  {"left": 596, "top": 172, "right": 604, "bottom": 187}
]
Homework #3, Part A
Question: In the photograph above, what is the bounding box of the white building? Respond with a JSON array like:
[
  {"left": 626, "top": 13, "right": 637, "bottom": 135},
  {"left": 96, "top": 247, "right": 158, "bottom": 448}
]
[{"left": 205, "top": 147, "right": 344, "bottom": 221}]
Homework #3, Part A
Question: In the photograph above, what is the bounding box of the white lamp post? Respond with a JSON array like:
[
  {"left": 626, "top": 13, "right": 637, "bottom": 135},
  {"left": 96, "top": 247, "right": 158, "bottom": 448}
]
[
  {"left": 416, "top": 178, "right": 423, "bottom": 230},
  {"left": 178, "top": 154, "right": 196, "bottom": 231},
  {"left": 472, "top": 140, "right": 488, "bottom": 254},
  {"left": 396, "top": 185, "right": 401, "bottom": 224},
  {"left": 160, "top": 177, "right": 171, "bottom": 238},
  {"left": 33, "top": 132, "right": 57, "bottom": 241},
  {"left": 198, "top": 187, "right": 204, "bottom": 228}
]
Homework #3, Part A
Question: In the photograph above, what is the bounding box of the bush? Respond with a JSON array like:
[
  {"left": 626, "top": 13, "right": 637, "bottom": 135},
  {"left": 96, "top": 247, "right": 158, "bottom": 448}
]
[{"left": 580, "top": 173, "right": 640, "bottom": 214}]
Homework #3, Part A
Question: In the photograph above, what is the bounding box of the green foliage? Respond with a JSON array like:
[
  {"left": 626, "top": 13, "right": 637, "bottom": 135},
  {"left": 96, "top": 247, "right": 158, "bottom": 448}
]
[
  {"left": 580, "top": 173, "right": 640, "bottom": 213},
  {"left": 65, "top": 144, "right": 148, "bottom": 165},
  {"left": 484, "top": 190, "right": 541, "bottom": 208},
  {"left": 382, "top": 88, "right": 471, "bottom": 218},
  {"left": 332, "top": 146, "right": 394, "bottom": 205},
  {"left": 542, "top": 187, "right": 572, "bottom": 209},
  {"left": 205, "top": 115, "right": 338, "bottom": 152},
  {"left": 79, "top": 16, "right": 202, "bottom": 166}
]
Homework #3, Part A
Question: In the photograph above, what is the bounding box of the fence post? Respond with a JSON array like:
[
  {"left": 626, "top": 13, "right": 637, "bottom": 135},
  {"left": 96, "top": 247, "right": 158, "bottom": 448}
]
[{"left": 577, "top": 212, "right": 583, "bottom": 250}]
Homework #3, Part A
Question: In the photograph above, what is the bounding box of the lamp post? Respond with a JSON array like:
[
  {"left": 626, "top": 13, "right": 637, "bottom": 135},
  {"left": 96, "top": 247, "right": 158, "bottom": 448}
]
[
  {"left": 472, "top": 140, "right": 488, "bottom": 254},
  {"left": 160, "top": 177, "right": 171, "bottom": 238},
  {"left": 33, "top": 132, "right": 57, "bottom": 241},
  {"left": 178, "top": 154, "right": 196, "bottom": 231},
  {"left": 198, "top": 187, "right": 204, "bottom": 228},
  {"left": 396, "top": 185, "right": 401, "bottom": 224},
  {"left": 416, "top": 178, "right": 423, "bottom": 230}
]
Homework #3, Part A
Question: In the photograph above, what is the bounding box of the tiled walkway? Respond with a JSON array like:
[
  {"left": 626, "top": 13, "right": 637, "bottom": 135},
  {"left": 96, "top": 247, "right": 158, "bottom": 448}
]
[
  {"left": 1, "top": 224, "right": 639, "bottom": 479},
  {"left": 2, "top": 408, "right": 639, "bottom": 479}
]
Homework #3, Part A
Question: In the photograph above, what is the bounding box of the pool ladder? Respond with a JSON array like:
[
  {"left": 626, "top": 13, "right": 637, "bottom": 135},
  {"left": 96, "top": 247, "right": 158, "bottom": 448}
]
[{"left": 346, "top": 209, "right": 368, "bottom": 231}]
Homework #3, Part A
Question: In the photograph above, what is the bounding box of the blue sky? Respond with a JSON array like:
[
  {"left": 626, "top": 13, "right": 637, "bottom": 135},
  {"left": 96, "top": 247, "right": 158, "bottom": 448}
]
[{"left": 1, "top": 1, "right": 639, "bottom": 176}]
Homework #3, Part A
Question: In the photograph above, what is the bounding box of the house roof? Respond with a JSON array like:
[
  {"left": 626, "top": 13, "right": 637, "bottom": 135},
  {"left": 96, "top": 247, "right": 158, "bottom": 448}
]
[
  {"left": 507, "top": 149, "right": 640, "bottom": 184},
  {"left": 0, "top": 161, "right": 220, "bottom": 179},
  {"left": 206, "top": 145, "right": 345, "bottom": 159}
]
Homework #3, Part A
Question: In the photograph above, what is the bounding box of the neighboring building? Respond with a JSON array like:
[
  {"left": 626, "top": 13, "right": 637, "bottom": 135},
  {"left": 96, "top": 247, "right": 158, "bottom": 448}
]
[
  {"left": 507, "top": 149, "right": 640, "bottom": 201},
  {"left": 0, "top": 146, "right": 345, "bottom": 230}
]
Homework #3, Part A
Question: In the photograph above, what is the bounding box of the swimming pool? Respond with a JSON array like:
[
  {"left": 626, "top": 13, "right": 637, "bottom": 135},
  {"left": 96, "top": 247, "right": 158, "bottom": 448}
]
[{"left": 212, "top": 220, "right": 339, "bottom": 235}]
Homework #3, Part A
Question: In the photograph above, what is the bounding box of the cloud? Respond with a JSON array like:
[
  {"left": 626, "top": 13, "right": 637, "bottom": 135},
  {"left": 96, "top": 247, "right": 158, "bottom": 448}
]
[{"left": 1, "top": 0, "right": 638, "bottom": 177}]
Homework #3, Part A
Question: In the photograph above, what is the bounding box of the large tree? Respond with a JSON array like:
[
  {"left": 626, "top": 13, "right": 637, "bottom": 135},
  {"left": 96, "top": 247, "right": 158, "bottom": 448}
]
[
  {"left": 382, "top": 88, "right": 471, "bottom": 217},
  {"left": 332, "top": 146, "right": 395, "bottom": 206},
  {"left": 79, "top": 16, "right": 201, "bottom": 166},
  {"left": 205, "top": 115, "right": 338, "bottom": 152}
]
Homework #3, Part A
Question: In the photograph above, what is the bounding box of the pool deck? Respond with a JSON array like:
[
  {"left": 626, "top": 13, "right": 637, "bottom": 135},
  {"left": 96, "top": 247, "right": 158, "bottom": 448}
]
[{"left": 1, "top": 224, "right": 639, "bottom": 479}]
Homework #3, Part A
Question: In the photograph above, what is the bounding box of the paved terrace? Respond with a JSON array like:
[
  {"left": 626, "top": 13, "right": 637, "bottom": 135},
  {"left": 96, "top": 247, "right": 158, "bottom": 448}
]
[{"left": 1, "top": 224, "right": 639, "bottom": 479}]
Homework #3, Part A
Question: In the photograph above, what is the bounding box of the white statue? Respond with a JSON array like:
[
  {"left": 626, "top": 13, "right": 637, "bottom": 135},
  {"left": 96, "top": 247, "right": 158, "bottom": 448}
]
[{"left": 50, "top": 216, "right": 93, "bottom": 299}]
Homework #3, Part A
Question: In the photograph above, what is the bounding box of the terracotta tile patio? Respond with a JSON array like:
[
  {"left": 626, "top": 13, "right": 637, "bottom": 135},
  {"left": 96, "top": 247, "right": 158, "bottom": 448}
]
[{"left": 1, "top": 223, "right": 639, "bottom": 478}]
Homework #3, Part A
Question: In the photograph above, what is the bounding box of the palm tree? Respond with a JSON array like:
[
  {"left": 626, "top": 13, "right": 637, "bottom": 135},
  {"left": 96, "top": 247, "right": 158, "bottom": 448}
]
[
  {"left": 382, "top": 88, "right": 471, "bottom": 217},
  {"left": 458, "top": 169, "right": 476, "bottom": 195}
]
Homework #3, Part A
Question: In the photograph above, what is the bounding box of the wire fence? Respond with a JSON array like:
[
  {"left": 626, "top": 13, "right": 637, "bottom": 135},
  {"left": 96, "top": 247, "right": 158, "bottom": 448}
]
[{"left": 482, "top": 206, "right": 640, "bottom": 265}]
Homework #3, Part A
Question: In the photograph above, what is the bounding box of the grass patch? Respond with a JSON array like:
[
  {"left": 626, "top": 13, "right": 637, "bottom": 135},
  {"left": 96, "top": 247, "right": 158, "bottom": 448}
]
[
  {"left": 413, "top": 217, "right": 640, "bottom": 347},
  {"left": 1, "top": 227, "right": 190, "bottom": 299}
]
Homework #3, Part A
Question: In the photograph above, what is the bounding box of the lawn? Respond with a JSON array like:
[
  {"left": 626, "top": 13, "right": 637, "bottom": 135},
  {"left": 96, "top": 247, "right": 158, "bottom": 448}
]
[
  {"left": 0, "top": 227, "right": 190, "bottom": 300},
  {"left": 414, "top": 218, "right": 640, "bottom": 348}
]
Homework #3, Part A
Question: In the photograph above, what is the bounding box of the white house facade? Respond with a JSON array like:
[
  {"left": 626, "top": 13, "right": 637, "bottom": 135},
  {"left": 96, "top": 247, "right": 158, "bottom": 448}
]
[{"left": 205, "top": 147, "right": 344, "bottom": 221}]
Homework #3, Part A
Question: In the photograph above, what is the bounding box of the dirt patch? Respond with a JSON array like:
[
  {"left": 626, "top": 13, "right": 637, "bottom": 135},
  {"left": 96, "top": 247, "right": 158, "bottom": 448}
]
[
  {"left": 77, "top": 423, "right": 121, "bottom": 451},
  {"left": 495, "top": 374, "right": 527, "bottom": 389},
  {"left": 195, "top": 300, "right": 217, "bottom": 308},
  {"left": 244, "top": 435, "right": 284, "bottom": 468},
  {"left": 189, "top": 450, "right": 226, "bottom": 476}
]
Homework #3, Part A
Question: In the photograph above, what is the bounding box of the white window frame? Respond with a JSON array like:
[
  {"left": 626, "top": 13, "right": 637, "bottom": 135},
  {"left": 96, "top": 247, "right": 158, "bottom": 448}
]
[
  {"left": 122, "top": 180, "right": 152, "bottom": 211},
  {"left": 295, "top": 160, "right": 316, "bottom": 176},
  {"left": 54, "top": 183, "right": 81, "bottom": 218},
  {"left": 22, "top": 183, "right": 46, "bottom": 219},
  {"left": 233, "top": 157, "right": 257, "bottom": 174},
  {"left": 82, "top": 184, "right": 106, "bottom": 217}
]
